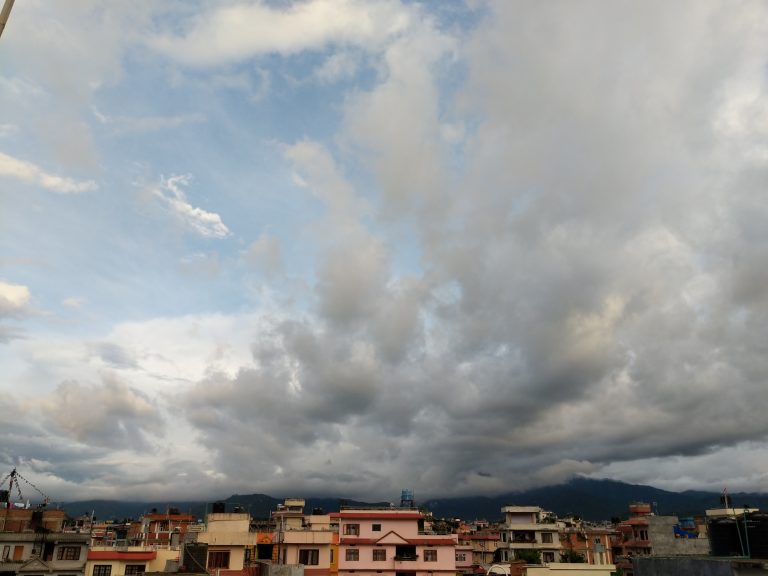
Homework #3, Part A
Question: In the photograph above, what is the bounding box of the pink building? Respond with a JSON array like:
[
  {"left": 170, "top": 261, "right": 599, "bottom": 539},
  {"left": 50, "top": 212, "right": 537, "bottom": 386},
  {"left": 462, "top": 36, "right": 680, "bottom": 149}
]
[{"left": 337, "top": 509, "right": 457, "bottom": 576}]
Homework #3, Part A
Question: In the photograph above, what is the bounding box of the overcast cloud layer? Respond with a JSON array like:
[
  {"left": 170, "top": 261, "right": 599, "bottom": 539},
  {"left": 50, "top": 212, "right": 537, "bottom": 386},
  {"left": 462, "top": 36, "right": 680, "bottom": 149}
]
[{"left": 2, "top": 0, "right": 768, "bottom": 503}]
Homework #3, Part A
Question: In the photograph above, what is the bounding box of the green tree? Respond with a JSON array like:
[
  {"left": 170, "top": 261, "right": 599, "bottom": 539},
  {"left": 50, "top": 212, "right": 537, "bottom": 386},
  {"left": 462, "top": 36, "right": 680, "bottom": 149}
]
[
  {"left": 560, "top": 550, "right": 585, "bottom": 563},
  {"left": 514, "top": 549, "right": 541, "bottom": 564}
]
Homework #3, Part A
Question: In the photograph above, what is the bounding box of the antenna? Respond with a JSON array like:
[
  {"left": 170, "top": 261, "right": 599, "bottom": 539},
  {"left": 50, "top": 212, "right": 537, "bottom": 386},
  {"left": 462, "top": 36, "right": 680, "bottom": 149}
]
[{"left": 0, "top": 0, "right": 15, "bottom": 40}]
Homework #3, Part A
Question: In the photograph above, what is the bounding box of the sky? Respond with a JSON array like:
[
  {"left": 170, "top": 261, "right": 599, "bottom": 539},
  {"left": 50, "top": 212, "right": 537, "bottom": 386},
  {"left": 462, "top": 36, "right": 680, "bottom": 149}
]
[{"left": 1, "top": 0, "right": 768, "bottom": 504}]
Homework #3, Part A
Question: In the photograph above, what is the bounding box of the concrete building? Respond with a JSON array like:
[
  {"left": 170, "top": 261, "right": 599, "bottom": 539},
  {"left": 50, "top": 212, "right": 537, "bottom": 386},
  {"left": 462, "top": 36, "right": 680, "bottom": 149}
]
[
  {"left": 454, "top": 544, "right": 474, "bottom": 575},
  {"left": 497, "top": 507, "right": 559, "bottom": 564},
  {"left": 558, "top": 526, "right": 615, "bottom": 566},
  {"left": 456, "top": 533, "right": 500, "bottom": 567},
  {"left": 632, "top": 556, "right": 768, "bottom": 576},
  {"left": 337, "top": 508, "right": 457, "bottom": 576},
  {"left": 134, "top": 510, "right": 196, "bottom": 547},
  {"left": 611, "top": 503, "right": 710, "bottom": 576},
  {"left": 86, "top": 547, "right": 180, "bottom": 576},
  {"left": 0, "top": 508, "right": 89, "bottom": 576},
  {"left": 272, "top": 499, "right": 335, "bottom": 576},
  {"left": 196, "top": 510, "right": 256, "bottom": 575}
]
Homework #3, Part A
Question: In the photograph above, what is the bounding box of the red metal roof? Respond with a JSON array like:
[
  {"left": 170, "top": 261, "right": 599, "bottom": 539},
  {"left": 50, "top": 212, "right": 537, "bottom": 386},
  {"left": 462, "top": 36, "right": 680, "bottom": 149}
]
[
  {"left": 338, "top": 511, "right": 423, "bottom": 519},
  {"left": 340, "top": 537, "right": 456, "bottom": 545},
  {"left": 88, "top": 551, "right": 157, "bottom": 561}
]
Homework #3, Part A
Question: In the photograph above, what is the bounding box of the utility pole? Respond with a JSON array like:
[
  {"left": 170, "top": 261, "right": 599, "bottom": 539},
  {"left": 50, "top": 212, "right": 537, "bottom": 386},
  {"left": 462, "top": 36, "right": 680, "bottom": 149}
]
[{"left": 0, "top": 0, "right": 14, "bottom": 39}]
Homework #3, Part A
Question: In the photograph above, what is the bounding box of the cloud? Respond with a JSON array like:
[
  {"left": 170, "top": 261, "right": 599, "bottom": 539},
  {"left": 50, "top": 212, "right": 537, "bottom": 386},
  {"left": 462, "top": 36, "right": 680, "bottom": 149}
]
[
  {"left": 93, "top": 108, "right": 207, "bottom": 133},
  {"left": 246, "top": 234, "right": 283, "bottom": 276},
  {"left": 0, "top": 280, "right": 31, "bottom": 316},
  {"left": 314, "top": 51, "right": 361, "bottom": 83},
  {"left": 150, "top": 0, "right": 412, "bottom": 67},
  {"left": 149, "top": 175, "right": 230, "bottom": 239},
  {"left": 6, "top": 0, "right": 768, "bottom": 502},
  {"left": 62, "top": 297, "right": 86, "bottom": 309},
  {"left": 0, "top": 152, "right": 97, "bottom": 193},
  {"left": 39, "top": 375, "right": 164, "bottom": 451}
]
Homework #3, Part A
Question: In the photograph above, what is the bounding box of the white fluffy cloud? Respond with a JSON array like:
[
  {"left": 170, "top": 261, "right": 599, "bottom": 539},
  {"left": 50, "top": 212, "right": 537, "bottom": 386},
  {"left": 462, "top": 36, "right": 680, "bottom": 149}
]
[
  {"left": 150, "top": 175, "right": 230, "bottom": 239},
  {"left": 0, "top": 280, "right": 30, "bottom": 315},
  {"left": 150, "top": 0, "right": 412, "bottom": 67},
  {"left": 0, "top": 152, "right": 97, "bottom": 193}
]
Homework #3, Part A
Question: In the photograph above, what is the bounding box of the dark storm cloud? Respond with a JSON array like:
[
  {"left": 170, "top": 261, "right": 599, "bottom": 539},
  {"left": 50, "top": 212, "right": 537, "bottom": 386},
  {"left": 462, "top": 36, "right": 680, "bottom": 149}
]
[
  {"left": 40, "top": 375, "right": 164, "bottom": 451},
  {"left": 175, "top": 0, "right": 768, "bottom": 497}
]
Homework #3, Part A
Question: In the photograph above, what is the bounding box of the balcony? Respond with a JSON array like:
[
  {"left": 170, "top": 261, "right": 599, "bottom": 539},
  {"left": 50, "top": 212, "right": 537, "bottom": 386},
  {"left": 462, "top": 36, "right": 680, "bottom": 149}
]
[{"left": 394, "top": 555, "right": 419, "bottom": 561}]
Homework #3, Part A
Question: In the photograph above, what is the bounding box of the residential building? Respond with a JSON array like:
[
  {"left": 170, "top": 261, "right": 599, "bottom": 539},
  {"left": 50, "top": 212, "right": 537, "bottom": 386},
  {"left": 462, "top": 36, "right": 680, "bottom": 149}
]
[
  {"left": 558, "top": 525, "right": 615, "bottom": 566},
  {"left": 454, "top": 544, "right": 473, "bottom": 575},
  {"left": 337, "top": 508, "right": 457, "bottom": 576},
  {"left": 456, "top": 533, "right": 500, "bottom": 567},
  {"left": 133, "top": 509, "right": 196, "bottom": 547},
  {"left": 611, "top": 503, "right": 710, "bottom": 576},
  {"left": 272, "top": 499, "right": 335, "bottom": 576},
  {"left": 497, "top": 507, "right": 559, "bottom": 564},
  {"left": 0, "top": 507, "right": 89, "bottom": 576},
  {"left": 86, "top": 547, "right": 180, "bottom": 576},
  {"left": 195, "top": 509, "right": 256, "bottom": 575}
]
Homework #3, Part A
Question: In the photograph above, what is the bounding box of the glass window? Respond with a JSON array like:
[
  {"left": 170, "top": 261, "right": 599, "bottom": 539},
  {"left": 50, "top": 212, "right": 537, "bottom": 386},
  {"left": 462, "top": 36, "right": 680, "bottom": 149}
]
[
  {"left": 373, "top": 549, "right": 386, "bottom": 561},
  {"left": 299, "top": 550, "right": 319, "bottom": 566},
  {"left": 424, "top": 549, "right": 437, "bottom": 562},
  {"left": 345, "top": 549, "right": 359, "bottom": 561},
  {"left": 57, "top": 547, "right": 81, "bottom": 561},
  {"left": 93, "top": 566, "right": 112, "bottom": 576},
  {"left": 208, "top": 551, "right": 230, "bottom": 569}
]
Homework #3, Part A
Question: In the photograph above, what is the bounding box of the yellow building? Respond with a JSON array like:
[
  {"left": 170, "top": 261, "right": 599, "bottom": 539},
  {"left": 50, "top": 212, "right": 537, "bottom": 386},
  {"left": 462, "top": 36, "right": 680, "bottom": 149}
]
[
  {"left": 196, "top": 511, "right": 255, "bottom": 572},
  {"left": 86, "top": 547, "right": 180, "bottom": 576},
  {"left": 272, "top": 499, "right": 335, "bottom": 576}
]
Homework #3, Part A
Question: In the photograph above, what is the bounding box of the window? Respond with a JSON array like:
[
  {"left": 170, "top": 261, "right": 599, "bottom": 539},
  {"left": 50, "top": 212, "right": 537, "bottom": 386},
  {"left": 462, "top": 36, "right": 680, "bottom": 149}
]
[
  {"left": 345, "top": 549, "right": 359, "bottom": 561},
  {"left": 330, "top": 550, "right": 334, "bottom": 564},
  {"left": 124, "top": 566, "right": 145, "bottom": 575},
  {"left": 594, "top": 537, "right": 601, "bottom": 545},
  {"left": 373, "top": 549, "right": 386, "bottom": 561},
  {"left": 2, "top": 546, "right": 10, "bottom": 560},
  {"left": 456, "top": 553, "right": 466, "bottom": 562},
  {"left": 299, "top": 550, "right": 319, "bottom": 566},
  {"left": 542, "top": 552, "right": 555, "bottom": 563},
  {"left": 541, "top": 533, "right": 553, "bottom": 544},
  {"left": 424, "top": 550, "right": 437, "bottom": 562},
  {"left": 208, "top": 551, "right": 230, "bottom": 569},
  {"left": 13, "top": 546, "right": 23, "bottom": 561},
  {"left": 372, "top": 524, "right": 382, "bottom": 532},
  {"left": 93, "top": 566, "right": 112, "bottom": 576},
  {"left": 501, "top": 532, "right": 507, "bottom": 542},
  {"left": 344, "top": 524, "right": 360, "bottom": 536},
  {"left": 57, "top": 547, "right": 81, "bottom": 561}
]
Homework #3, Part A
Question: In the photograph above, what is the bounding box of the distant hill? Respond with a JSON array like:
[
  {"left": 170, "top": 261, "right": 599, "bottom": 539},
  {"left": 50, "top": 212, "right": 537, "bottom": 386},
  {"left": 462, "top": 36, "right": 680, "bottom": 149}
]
[
  {"left": 422, "top": 477, "right": 768, "bottom": 521},
  {"left": 58, "top": 477, "right": 768, "bottom": 523}
]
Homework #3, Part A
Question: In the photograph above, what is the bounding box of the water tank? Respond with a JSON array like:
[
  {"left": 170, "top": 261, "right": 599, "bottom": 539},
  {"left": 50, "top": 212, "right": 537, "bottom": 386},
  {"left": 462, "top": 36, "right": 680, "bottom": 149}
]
[
  {"left": 747, "top": 513, "right": 768, "bottom": 559},
  {"left": 183, "top": 543, "right": 208, "bottom": 572},
  {"left": 709, "top": 519, "right": 742, "bottom": 556}
]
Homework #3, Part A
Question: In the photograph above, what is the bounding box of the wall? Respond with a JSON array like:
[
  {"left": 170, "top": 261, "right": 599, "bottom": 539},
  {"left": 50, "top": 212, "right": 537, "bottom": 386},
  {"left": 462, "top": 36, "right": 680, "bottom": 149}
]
[
  {"left": 632, "top": 557, "right": 734, "bottom": 576},
  {"left": 646, "top": 517, "right": 710, "bottom": 556},
  {"left": 526, "top": 566, "right": 616, "bottom": 576}
]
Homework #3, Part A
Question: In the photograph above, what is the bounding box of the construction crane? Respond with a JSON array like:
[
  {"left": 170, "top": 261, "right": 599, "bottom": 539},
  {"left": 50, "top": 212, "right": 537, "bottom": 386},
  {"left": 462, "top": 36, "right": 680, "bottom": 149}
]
[
  {"left": 1, "top": 467, "right": 51, "bottom": 508},
  {"left": 0, "top": 0, "right": 15, "bottom": 40}
]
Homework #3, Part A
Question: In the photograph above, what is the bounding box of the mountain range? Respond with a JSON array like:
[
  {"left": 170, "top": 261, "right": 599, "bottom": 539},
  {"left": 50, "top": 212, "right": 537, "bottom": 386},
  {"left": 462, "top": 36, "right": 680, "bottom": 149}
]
[{"left": 56, "top": 477, "right": 768, "bottom": 523}]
